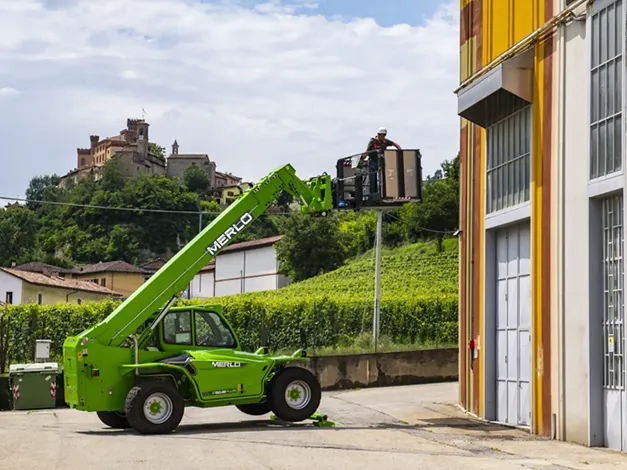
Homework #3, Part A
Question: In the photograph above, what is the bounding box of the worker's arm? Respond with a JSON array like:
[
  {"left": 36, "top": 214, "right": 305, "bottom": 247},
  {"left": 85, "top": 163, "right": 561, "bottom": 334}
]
[
  {"left": 93, "top": 164, "right": 332, "bottom": 347},
  {"left": 387, "top": 139, "right": 402, "bottom": 150}
]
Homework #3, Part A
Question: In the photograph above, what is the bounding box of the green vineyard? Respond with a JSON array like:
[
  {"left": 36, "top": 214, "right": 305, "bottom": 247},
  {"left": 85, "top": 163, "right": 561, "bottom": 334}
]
[{"left": 0, "top": 240, "right": 460, "bottom": 371}]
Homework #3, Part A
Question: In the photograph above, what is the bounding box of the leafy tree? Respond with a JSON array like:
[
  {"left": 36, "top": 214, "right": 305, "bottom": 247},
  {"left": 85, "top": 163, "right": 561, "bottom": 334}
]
[
  {"left": 183, "top": 165, "right": 211, "bottom": 196},
  {"left": 0, "top": 205, "right": 39, "bottom": 266},
  {"left": 25, "top": 174, "right": 61, "bottom": 210},
  {"left": 276, "top": 190, "right": 294, "bottom": 210},
  {"left": 199, "top": 200, "right": 223, "bottom": 230},
  {"left": 275, "top": 212, "right": 350, "bottom": 282},
  {"left": 149, "top": 143, "right": 166, "bottom": 160}
]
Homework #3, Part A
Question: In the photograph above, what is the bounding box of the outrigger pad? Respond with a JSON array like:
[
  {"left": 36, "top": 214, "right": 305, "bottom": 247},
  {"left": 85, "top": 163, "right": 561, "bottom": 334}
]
[{"left": 269, "top": 412, "right": 336, "bottom": 427}]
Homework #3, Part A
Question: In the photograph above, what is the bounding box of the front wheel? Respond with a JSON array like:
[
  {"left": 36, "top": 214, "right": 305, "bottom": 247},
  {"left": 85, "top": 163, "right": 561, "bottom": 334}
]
[
  {"left": 124, "top": 380, "right": 184, "bottom": 434},
  {"left": 268, "top": 367, "right": 321, "bottom": 422}
]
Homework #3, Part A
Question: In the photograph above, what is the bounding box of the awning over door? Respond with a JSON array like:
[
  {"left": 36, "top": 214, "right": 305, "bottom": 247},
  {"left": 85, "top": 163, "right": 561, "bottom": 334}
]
[{"left": 457, "top": 47, "right": 534, "bottom": 128}]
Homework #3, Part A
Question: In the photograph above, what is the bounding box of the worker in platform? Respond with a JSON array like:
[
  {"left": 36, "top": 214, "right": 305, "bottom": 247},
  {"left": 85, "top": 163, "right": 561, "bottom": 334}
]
[{"left": 361, "top": 127, "right": 402, "bottom": 195}]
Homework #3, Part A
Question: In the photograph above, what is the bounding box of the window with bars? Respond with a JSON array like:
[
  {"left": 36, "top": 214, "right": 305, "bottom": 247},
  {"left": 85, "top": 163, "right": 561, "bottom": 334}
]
[
  {"left": 590, "top": 0, "right": 623, "bottom": 179},
  {"left": 486, "top": 105, "right": 531, "bottom": 214},
  {"left": 602, "top": 193, "right": 625, "bottom": 390}
]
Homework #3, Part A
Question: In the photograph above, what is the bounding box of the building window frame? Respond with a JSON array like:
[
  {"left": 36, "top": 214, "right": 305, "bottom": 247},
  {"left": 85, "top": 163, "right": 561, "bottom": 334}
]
[
  {"left": 589, "top": 0, "right": 624, "bottom": 181},
  {"left": 484, "top": 104, "right": 533, "bottom": 225}
]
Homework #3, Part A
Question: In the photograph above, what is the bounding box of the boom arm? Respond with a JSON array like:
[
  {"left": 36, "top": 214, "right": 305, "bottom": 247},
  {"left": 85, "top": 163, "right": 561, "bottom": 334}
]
[{"left": 86, "top": 164, "right": 332, "bottom": 347}]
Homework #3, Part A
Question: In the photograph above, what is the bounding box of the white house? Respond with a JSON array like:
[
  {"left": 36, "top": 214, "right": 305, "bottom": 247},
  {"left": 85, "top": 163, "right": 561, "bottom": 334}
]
[
  {"left": 185, "top": 235, "right": 289, "bottom": 299},
  {"left": 0, "top": 266, "right": 120, "bottom": 305}
]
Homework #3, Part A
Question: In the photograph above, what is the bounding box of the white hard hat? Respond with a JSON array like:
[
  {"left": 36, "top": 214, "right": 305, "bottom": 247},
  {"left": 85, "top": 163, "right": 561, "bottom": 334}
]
[{"left": 377, "top": 127, "right": 387, "bottom": 135}]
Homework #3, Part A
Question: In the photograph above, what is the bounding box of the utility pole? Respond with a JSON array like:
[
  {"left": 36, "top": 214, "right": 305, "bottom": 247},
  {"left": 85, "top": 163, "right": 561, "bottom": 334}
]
[{"left": 373, "top": 210, "right": 382, "bottom": 351}]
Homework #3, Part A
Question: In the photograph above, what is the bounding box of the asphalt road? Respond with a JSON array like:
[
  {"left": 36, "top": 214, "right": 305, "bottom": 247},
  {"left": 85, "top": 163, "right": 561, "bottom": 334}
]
[{"left": 2, "top": 382, "right": 627, "bottom": 469}]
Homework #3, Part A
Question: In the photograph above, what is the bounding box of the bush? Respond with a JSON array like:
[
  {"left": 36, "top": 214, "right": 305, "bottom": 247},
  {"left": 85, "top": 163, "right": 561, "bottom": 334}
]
[{"left": 0, "top": 295, "right": 457, "bottom": 373}]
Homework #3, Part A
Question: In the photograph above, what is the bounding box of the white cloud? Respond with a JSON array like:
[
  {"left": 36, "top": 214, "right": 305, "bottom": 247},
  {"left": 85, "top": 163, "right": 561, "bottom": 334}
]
[
  {"left": 0, "top": 0, "right": 460, "bottom": 201},
  {"left": 0, "top": 87, "right": 20, "bottom": 97},
  {"left": 120, "top": 70, "right": 140, "bottom": 80}
]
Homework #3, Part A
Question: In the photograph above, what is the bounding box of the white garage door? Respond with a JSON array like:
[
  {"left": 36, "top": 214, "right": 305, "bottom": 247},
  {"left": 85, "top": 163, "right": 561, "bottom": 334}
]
[{"left": 496, "top": 222, "right": 532, "bottom": 427}]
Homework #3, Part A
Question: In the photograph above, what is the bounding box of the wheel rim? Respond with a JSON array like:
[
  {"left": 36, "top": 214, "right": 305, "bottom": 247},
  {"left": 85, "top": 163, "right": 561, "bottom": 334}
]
[
  {"left": 143, "top": 392, "right": 173, "bottom": 424},
  {"left": 285, "top": 380, "right": 311, "bottom": 410}
]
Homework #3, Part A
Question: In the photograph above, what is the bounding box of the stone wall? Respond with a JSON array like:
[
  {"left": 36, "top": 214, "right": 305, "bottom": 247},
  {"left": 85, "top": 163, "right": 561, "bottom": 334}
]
[{"left": 291, "top": 348, "right": 458, "bottom": 390}]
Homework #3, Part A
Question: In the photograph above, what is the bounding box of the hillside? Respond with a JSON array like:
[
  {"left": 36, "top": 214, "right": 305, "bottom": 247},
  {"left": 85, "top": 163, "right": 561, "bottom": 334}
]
[{"left": 215, "top": 238, "right": 459, "bottom": 304}]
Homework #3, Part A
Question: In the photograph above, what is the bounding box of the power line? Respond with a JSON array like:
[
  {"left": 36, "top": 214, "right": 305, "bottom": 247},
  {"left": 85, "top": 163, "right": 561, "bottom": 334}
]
[
  {"left": 0, "top": 196, "right": 293, "bottom": 216},
  {"left": 385, "top": 212, "right": 458, "bottom": 235},
  {"left": 0, "top": 195, "right": 458, "bottom": 234}
]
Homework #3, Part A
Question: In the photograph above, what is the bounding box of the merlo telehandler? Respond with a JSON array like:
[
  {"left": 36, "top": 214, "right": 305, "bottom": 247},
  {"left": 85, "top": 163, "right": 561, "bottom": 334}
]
[{"left": 62, "top": 152, "right": 422, "bottom": 434}]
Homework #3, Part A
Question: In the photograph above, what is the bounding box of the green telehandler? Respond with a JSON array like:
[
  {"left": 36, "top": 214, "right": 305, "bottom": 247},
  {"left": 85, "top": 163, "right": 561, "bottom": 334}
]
[{"left": 62, "top": 152, "right": 422, "bottom": 434}]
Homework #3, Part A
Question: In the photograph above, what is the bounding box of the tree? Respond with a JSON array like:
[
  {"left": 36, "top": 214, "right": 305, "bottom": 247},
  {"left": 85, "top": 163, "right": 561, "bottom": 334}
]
[
  {"left": 183, "top": 165, "right": 211, "bottom": 196},
  {"left": 400, "top": 180, "right": 458, "bottom": 252},
  {"left": 0, "top": 205, "right": 39, "bottom": 267},
  {"left": 149, "top": 143, "right": 166, "bottom": 160},
  {"left": 25, "top": 174, "right": 60, "bottom": 210},
  {"left": 275, "top": 213, "right": 350, "bottom": 282}
]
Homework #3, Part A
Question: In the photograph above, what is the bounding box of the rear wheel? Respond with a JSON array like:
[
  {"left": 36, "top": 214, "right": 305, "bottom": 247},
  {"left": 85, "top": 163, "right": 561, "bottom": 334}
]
[
  {"left": 268, "top": 367, "right": 321, "bottom": 422},
  {"left": 96, "top": 411, "right": 130, "bottom": 429},
  {"left": 236, "top": 402, "right": 272, "bottom": 416},
  {"left": 124, "top": 380, "right": 184, "bottom": 434}
]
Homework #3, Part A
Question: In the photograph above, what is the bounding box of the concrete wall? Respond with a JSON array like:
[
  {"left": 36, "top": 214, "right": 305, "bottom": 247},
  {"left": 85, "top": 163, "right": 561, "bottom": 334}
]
[
  {"left": 166, "top": 156, "right": 215, "bottom": 184},
  {"left": 292, "top": 348, "right": 458, "bottom": 391},
  {"left": 21, "top": 284, "right": 112, "bottom": 305},
  {"left": 562, "top": 15, "right": 591, "bottom": 447},
  {"left": 189, "top": 271, "right": 215, "bottom": 298},
  {"left": 213, "top": 246, "right": 287, "bottom": 296},
  {"left": 0, "top": 271, "right": 22, "bottom": 304},
  {"left": 70, "top": 272, "right": 144, "bottom": 298}
]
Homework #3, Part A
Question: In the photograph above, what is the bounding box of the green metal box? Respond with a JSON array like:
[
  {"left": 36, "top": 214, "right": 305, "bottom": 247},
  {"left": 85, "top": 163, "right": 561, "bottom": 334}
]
[{"left": 9, "top": 363, "right": 59, "bottom": 410}]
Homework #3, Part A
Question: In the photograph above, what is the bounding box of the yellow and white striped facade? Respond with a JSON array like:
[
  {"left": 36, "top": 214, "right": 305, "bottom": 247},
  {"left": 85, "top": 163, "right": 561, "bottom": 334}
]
[{"left": 456, "top": 0, "right": 627, "bottom": 450}]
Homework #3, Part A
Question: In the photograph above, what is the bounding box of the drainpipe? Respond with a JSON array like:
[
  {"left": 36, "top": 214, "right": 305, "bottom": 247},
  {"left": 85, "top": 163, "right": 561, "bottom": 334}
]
[
  {"left": 66, "top": 290, "right": 79, "bottom": 302},
  {"left": 556, "top": 9, "right": 566, "bottom": 442}
]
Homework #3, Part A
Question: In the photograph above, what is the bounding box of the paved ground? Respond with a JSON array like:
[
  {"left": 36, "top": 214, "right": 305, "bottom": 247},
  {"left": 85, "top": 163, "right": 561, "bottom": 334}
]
[{"left": 2, "top": 382, "right": 627, "bottom": 469}]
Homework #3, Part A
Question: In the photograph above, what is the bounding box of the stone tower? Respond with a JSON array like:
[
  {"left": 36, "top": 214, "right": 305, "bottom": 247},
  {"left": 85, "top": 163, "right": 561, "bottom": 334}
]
[{"left": 134, "top": 120, "right": 149, "bottom": 160}]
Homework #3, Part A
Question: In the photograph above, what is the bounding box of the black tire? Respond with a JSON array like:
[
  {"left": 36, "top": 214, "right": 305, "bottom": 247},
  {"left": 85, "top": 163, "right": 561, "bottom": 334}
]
[
  {"left": 236, "top": 402, "right": 272, "bottom": 416},
  {"left": 124, "top": 379, "right": 184, "bottom": 434},
  {"left": 96, "top": 411, "right": 130, "bottom": 429},
  {"left": 268, "top": 367, "right": 321, "bottom": 422}
]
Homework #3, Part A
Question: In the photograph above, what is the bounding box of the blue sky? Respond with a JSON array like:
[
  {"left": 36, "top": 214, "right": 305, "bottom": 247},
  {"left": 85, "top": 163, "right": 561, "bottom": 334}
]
[
  {"left": 0, "top": 0, "right": 459, "bottom": 203},
  {"left": 222, "top": 0, "right": 444, "bottom": 27}
]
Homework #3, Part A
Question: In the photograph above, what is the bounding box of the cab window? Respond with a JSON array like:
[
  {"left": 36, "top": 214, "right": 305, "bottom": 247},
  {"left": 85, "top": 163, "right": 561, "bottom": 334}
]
[
  {"left": 163, "top": 310, "right": 193, "bottom": 345},
  {"left": 194, "top": 311, "right": 237, "bottom": 348}
]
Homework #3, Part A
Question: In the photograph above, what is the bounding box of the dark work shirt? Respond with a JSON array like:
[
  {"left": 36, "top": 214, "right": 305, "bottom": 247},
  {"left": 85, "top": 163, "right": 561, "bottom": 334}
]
[{"left": 366, "top": 137, "right": 396, "bottom": 154}]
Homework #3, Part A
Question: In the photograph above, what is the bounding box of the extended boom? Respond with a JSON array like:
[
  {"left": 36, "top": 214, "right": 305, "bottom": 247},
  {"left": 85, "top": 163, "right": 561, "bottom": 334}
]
[{"left": 84, "top": 163, "right": 331, "bottom": 348}]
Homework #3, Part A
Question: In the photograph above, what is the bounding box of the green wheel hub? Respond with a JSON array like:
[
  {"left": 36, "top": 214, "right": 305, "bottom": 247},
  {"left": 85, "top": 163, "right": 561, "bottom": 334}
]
[
  {"left": 143, "top": 392, "right": 174, "bottom": 425},
  {"left": 284, "top": 380, "right": 311, "bottom": 410}
]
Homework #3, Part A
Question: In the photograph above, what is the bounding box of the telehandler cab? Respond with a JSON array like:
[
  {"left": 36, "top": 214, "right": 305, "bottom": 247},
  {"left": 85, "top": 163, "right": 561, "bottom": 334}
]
[{"left": 62, "top": 153, "right": 421, "bottom": 434}]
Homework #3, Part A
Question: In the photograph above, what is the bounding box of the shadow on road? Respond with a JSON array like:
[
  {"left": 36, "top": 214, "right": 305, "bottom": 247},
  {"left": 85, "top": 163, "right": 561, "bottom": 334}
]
[
  {"left": 76, "top": 414, "right": 533, "bottom": 442},
  {"left": 76, "top": 418, "right": 337, "bottom": 436}
]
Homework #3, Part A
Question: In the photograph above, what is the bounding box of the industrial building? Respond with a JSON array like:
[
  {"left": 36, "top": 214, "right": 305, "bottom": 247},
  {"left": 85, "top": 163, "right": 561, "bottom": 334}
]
[{"left": 456, "top": 0, "right": 626, "bottom": 450}]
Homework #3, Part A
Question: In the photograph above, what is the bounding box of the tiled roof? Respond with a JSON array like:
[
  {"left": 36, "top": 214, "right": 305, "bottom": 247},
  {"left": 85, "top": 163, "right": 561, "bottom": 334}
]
[
  {"left": 138, "top": 259, "right": 166, "bottom": 272},
  {"left": 220, "top": 235, "right": 283, "bottom": 255},
  {"left": 171, "top": 154, "right": 209, "bottom": 158},
  {"left": 199, "top": 260, "right": 216, "bottom": 272},
  {"left": 13, "top": 262, "right": 73, "bottom": 274},
  {"left": 0, "top": 268, "right": 121, "bottom": 296},
  {"left": 70, "top": 260, "right": 148, "bottom": 275}
]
